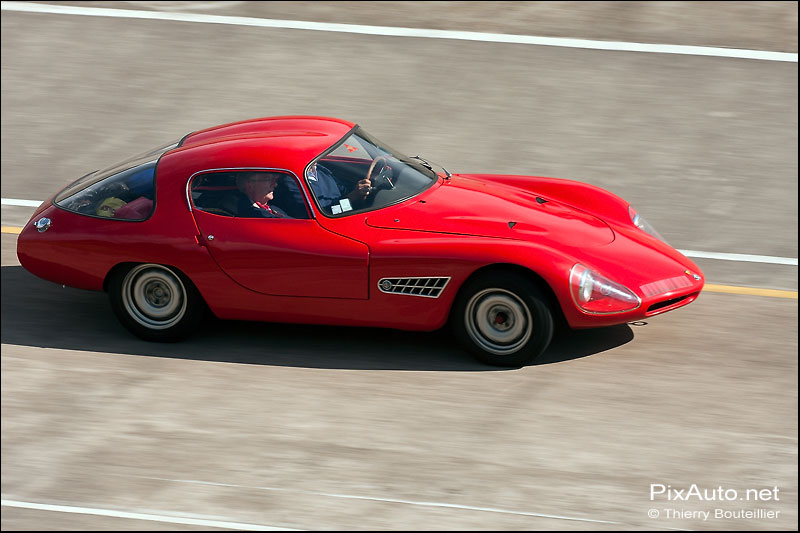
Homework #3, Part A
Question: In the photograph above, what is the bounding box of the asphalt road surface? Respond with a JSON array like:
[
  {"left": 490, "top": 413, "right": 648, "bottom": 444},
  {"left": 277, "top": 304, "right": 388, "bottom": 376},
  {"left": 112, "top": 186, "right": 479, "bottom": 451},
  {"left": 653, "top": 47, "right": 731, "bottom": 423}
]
[{"left": 2, "top": 2, "right": 797, "bottom": 530}]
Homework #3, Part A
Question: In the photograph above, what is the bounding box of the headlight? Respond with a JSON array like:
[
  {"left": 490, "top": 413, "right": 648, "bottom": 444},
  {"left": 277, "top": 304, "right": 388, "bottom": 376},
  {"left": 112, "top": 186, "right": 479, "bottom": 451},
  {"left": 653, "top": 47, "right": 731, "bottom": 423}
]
[
  {"left": 629, "top": 206, "right": 667, "bottom": 243},
  {"left": 569, "top": 264, "right": 641, "bottom": 314}
]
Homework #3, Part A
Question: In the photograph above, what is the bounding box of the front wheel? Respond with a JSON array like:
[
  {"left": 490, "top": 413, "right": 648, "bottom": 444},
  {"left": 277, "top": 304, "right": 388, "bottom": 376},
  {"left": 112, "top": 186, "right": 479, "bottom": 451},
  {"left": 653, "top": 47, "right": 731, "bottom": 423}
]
[
  {"left": 109, "top": 263, "right": 205, "bottom": 342},
  {"left": 452, "top": 273, "right": 554, "bottom": 367}
]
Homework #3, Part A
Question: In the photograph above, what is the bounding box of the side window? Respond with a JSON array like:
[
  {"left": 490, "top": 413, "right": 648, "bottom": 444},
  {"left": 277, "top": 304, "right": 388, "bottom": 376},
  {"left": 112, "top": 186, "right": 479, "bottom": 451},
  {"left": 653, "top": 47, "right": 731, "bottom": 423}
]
[
  {"left": 191, "top": 171, "right": 310, "bottom": 219},
  {"left": 190, "top": 172, "right": 238, "bottom": 217},
  {"left": 54, "top": 161, "right": 157, "bottom": 220}
]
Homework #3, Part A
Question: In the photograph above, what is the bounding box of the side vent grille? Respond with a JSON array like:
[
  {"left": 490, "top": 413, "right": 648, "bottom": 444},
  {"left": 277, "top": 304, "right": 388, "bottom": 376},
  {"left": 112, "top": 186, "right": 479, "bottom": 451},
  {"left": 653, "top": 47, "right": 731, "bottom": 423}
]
[{"left": 378, "top": 277, "right": 450, "bottom": 298}]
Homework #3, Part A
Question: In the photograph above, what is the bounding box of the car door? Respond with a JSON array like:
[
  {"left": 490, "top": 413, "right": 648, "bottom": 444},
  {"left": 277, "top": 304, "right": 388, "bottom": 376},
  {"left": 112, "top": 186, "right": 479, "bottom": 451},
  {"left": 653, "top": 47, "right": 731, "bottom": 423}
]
[{"left": 189, "top": 170, "right": 369, "bottom": 299}]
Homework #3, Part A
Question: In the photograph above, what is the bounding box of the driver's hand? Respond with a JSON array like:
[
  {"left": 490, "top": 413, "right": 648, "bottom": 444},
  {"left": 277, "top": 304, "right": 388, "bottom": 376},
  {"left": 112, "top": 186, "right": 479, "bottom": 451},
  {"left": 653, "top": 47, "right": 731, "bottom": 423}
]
[
  {"left": 355, "top": 178, "right": 371, "bottom": 197},
  {"left": 347, "top": 178, "right": 372, "bottom": 204}
]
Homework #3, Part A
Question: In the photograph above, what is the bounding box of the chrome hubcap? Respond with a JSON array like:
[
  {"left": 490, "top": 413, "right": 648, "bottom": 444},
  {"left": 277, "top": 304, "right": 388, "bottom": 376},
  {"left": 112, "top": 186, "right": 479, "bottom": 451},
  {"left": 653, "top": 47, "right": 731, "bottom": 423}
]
[
  {"left": 122, "top": 264, "right": 187, "bottom": 330},
  {"left": 465, "top": 288, "right": 532, "bottom": 355}
]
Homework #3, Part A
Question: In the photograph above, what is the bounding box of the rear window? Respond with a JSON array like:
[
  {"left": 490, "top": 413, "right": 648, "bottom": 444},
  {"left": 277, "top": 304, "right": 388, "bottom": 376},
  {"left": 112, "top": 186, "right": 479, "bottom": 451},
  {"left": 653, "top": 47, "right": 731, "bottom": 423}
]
[{"left": 54, "top": 140, "right": 179, "bottom": 220}]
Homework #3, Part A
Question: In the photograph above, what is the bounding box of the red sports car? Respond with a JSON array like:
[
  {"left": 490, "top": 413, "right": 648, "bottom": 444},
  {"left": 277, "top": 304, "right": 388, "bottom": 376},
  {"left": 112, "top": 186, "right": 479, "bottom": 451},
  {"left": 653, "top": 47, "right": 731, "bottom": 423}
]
[{"left": 17, "top": 116, "right": 704, "bottom": 366}]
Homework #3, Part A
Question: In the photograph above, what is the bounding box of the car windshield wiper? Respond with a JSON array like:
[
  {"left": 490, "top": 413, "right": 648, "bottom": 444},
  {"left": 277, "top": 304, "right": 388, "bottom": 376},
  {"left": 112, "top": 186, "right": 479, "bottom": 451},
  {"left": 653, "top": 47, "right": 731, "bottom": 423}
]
[
  {"left": 411, "top": 155, "right": 450, "bottom": 180},
  {"left": 410, "top": 155, "right": 433, "bottom": 171}
]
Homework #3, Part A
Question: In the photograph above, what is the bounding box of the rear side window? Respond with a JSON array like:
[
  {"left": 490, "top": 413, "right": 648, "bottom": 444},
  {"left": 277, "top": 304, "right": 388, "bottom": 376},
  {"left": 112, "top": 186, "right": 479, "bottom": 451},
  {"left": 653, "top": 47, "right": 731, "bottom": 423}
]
[
  {"left": 54, "top": 140, "right": 178, "bottom": 220},
  {"left": 191, "top": 171, "right": 310, "bottom": 219}
]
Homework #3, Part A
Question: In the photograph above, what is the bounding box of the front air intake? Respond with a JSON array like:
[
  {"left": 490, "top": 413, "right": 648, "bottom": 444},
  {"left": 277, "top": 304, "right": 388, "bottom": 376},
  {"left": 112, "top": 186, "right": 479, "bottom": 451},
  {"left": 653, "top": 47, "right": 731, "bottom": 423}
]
[{"left": 646, "top": 292, "right": 697, "bottom": 313}]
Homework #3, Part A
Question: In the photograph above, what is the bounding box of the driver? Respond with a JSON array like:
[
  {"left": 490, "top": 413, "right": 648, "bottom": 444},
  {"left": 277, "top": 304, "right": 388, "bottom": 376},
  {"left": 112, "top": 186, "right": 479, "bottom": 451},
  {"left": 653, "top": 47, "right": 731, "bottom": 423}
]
[
  {"left": 307, "top": 163, "right": 371, "bottom": 212},
  {"left": 222, "top": 172, "right": 289, "bottom": 218}
]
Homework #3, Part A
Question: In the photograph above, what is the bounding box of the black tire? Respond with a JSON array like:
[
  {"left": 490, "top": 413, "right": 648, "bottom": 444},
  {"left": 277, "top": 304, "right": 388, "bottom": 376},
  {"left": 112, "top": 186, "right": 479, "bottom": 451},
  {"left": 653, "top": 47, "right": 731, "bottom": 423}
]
[
  {"left": 109, "top": 263, "right": 205, "bottom": 342},
  {"left": 452, "top": 272, "right": 554, "bottom": 367}
]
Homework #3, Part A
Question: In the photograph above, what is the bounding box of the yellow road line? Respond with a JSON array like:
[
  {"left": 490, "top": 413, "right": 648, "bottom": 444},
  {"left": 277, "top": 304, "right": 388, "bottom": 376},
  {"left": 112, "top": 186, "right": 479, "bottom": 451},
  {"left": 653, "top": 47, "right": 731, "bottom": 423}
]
[
  {"left": 1, "top": 225, "right": 797, "bottom": 299},
  {"left": 703, "top": 283, "right": 797, "bottom": 299}
]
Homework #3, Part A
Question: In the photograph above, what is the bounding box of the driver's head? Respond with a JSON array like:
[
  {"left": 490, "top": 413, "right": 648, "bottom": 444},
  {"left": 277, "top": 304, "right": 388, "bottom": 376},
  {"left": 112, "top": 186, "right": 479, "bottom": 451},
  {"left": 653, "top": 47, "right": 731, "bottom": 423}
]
[{"left": 237, "top": 172, "right": 280, "bottom": 203}]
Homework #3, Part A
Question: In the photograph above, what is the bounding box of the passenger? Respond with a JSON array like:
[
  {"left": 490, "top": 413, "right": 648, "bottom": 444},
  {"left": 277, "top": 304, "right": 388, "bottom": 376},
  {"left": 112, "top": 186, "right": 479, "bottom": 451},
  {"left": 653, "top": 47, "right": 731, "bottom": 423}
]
[{"left": 223, "top": 172, "right": 289, "bottom": 218}]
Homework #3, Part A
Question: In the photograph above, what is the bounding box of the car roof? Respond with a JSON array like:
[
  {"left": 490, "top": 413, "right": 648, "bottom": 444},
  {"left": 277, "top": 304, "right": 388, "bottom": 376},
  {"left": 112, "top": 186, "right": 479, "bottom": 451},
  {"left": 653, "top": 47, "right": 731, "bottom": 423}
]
[
  {"left": 159, "top": 116, "right": 357, "bottom": 178},
  {"left": 180, "top": 115, "right": 355, "bottom": 150}
]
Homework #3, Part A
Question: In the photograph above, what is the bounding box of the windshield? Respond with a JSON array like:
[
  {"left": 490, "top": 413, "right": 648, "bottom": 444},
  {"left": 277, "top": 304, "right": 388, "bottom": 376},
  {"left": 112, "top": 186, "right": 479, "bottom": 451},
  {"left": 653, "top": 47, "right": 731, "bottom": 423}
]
[{"left": 305, "top": 127, "right": 438, "bottom": 216}]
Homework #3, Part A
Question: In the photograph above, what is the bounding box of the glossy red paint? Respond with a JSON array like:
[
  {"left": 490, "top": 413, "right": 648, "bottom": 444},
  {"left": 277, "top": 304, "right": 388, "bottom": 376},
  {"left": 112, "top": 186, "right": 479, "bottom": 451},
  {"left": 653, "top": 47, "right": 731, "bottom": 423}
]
[
  {"left": 191, "top": 212, "right": 370, "bottom": 299},
  {"left": 17, "top": 116, "right": 704, "bottom": 342},
  {"left": 364, "top": 176, "right": 615, "bottom": 247}
]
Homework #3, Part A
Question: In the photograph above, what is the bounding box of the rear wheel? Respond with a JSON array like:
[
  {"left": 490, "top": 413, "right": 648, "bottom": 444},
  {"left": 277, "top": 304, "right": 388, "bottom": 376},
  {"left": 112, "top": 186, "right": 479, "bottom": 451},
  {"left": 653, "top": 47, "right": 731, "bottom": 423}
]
[
  {"left": 452, "top": 272, "right": 554, "bottom": 367},
  {"left": 109, "top": 263, "right": 204, "bottom": 342}
]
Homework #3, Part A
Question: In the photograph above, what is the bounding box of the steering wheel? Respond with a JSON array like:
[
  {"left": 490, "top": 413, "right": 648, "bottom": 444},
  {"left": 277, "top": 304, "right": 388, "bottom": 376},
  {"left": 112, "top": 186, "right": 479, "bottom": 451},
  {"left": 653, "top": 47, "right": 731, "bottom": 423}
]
[{"left": 365, "top": 155, "right": 394, "bottom": 196}]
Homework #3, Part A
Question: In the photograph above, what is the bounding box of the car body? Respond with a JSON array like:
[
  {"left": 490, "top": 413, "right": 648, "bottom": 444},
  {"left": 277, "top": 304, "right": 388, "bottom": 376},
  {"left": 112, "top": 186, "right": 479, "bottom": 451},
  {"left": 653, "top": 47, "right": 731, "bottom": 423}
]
[{"left": 17, "top": 116, "right": 704, "bottom": 366}]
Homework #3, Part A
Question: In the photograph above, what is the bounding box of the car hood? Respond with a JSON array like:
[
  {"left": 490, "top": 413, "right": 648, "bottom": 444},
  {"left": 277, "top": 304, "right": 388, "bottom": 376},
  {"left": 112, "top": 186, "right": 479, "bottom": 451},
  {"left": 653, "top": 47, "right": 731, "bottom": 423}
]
[{"left": 365, "top": 176, "right": 615, "bottom": 247}]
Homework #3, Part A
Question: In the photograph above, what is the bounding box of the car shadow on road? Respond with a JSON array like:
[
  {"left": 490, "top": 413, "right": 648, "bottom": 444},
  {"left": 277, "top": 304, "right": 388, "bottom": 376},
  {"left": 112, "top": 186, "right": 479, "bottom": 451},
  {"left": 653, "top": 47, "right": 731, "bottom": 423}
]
[{"left": 1, "top": 266, "right": 633, "bottom": 371}]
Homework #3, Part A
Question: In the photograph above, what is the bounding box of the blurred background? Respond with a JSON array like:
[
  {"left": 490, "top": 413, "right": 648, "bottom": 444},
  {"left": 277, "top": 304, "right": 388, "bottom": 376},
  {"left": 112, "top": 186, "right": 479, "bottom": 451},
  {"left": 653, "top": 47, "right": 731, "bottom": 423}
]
[
  {"left": 2, "top": 1, "right": 797, "bottom": 530},
  {"left": 2, "top": 1, "right": 797, "bottom": 260}
]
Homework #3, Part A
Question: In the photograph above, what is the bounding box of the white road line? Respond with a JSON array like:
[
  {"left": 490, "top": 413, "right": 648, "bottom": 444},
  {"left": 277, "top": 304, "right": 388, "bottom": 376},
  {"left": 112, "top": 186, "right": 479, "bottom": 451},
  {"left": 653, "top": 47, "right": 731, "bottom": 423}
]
[
  {"left": 129, "top": 476, "right": 621, "bottom": 525},
  {"left": 2, "top": 198, "right": 42, "bottom": 208},
  {"left": 127, "top": 1, "right": 245, "bottom": 11},
  {"left": 2, "top": 197, "right": 797, "bottom": 266},
  {"left": 1, "top": 1, "right": 796, "bottom": 62},
  {"left": 0, "top": 499, "right": 297, "bottom": 531},
  {"left": 677, "top": 249, "right": 798, "bottom": 266}
]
